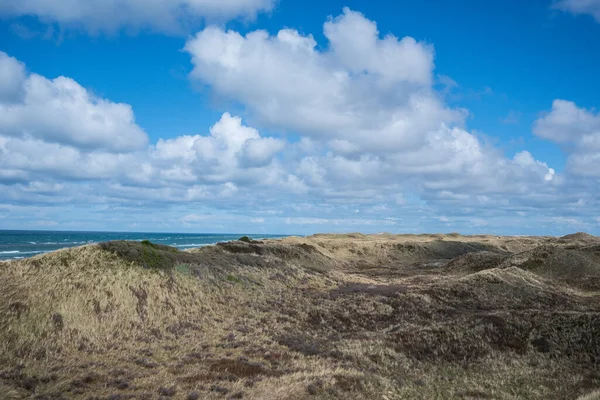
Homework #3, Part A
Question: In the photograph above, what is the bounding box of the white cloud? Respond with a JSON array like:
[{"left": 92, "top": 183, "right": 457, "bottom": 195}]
[
  {"left": 554, "top": 0, "right": 600, "bottom": 22},
  {"left": 0, "top": 54, "right": 288, "bottom": 193},
  {"left": 534, "top": 99, "right": 600, "bottom": 177},
  {"left": 284, "top": 216, "right": 398, "bottom": 226},
  {"left": 185, "top": 8, "right": 555, "bottom": 202},
  {"left": 185, "top": 8, "right": 463, "bottom": 153},
  {"left": 240, "top": 137, "right": 285, "bottom": 167},
  {"left": 545, "top": 216, "right": 591, "bottom": 229},
  {"left": 180, "top": 213, "right": 210, "bottom": 225},
  {"left": 0, "top": 52, "right": 26, "bottom": 103},
  {"left": 534, "top": 100, "right": 600, "bottom": 146},
  {"left": 32, "top": 220, "right": 59, "bottom": 227},
  {"left": 0, "top": 113, "right": 288, "bottom": 191},
  {"left": 1, "top": 11, "right": 599, "bottom": 235},
  {"left": 322, "top": 8, "right": 433, "bottom": 85},
  {"left": 153, "top": 112, "right": 285, "bottom": 182},
  {"left": 0, "top": 136, "right": 125, "bottom": 180},
  {"left": 0, "top": 52, "right": 148, "bottom": 152},
  {"left": 292, "top": 128, "right": 555, "bottom": 200},
  {"left": 0, "top": 53, "right": 295, "bottom": 214},
  {"left": 0, "top": 0, "right": 275, "bottom": 33}
]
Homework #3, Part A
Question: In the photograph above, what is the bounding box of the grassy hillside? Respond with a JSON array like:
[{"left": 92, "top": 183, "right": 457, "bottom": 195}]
[{"left": 0, "top": 234, "right": 599, "bottom": 399}]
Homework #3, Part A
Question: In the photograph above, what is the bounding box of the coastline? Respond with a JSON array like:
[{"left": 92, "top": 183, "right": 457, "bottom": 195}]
[{"left": 0, "top": 231, "right": 289, "bottom": 261}]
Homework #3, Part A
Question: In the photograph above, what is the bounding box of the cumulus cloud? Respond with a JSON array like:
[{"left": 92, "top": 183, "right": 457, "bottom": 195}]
[
  {"left": 153, "top": 112, "right": 286, "bottom": 182},
  {"left": 185, "top": 8, "right": 462, "bottom": 153},
  {"left": 534, "top": 99, "right": 600, "bottom": 177},
  {"left": 185, "top": 8, "right": 556, "bottom": 203},
  {"left": 0, "top": 52, "right": 289, "bottom": 211},
  {"left": 0, "top": 135, "right": 125, "bottom": 181},
  {"left": 323, "top": 9, "right": 433, "bottom": 85},
  {"left": 0, "top": 52, "right": 26, "bottom": 103},
  {"left": 554, "top": 0, "right": 600, "bottom": 22},
  {"left": 1, "top": 10, "right": 597, "bottom": 234},
  {"left": 0, "top": 0, "right": 275, "bottom": 33},
  {"left": 0, "top": 52, "right": 148, "bottom": 152},
  {"left": 0, "top": 115, "right": 287, "bottom": 192},
  {"left": 534, "top": 100, "right": 600, "bottom": 146}
]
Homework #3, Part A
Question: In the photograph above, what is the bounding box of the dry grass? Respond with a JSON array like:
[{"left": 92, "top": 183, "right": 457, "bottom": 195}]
[
  {"left": 0, "top": 233, "right": 599, "bottom": 399},
  {"left": 579, "top": 390, "right": 600, "bottom": 400}
]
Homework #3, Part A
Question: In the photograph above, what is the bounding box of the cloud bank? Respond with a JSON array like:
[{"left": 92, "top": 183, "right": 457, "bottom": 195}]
[
  {"left": 0, "top": 0, "right": 275, "bottom": 33},
  {"left": 184, "top": 9, "right": 559, "bottom": 214},
  {"left": 0, "top": 9, "right": 598, "bottom": 234}
]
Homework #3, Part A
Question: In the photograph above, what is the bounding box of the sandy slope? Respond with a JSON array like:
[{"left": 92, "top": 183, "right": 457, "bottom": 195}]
[{"left": 0, "top": 233, "right": 599, "bottom": 399}]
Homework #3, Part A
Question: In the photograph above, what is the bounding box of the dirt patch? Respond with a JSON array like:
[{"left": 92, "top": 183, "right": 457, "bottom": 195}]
[
  {"left": 7, "top": 302, "right": 29, "bottom": 319},
  {"left": 276, "top": 333, "right": 330, "bottom": 357},
  {"left": 129, "top": 286, "right": 148, "bottom": 321},
  {"left": 330, "top": 283, "right": 409, "bottom": 298},
  {"left": 208, "top": 359, "right": 270, "bottom": 378}
]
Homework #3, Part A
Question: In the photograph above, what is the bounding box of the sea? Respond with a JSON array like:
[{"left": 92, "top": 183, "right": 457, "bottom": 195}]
[{"left": 0, "top": 230, "right": 288, "bottom": 261}]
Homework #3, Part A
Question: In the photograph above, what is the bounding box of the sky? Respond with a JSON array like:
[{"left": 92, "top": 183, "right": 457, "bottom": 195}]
[{"left": 0, "top": 0, "right": 599, "bottom": 235}]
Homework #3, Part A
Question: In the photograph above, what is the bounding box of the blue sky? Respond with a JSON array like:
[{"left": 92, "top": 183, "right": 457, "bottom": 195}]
[{"left": 0, "top": 0, "right": 599, "bottom": 235}]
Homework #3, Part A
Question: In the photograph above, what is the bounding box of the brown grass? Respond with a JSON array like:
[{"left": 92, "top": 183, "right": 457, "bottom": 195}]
[{"left": 0, "top": 233, "right": 599, "bottom": 399}]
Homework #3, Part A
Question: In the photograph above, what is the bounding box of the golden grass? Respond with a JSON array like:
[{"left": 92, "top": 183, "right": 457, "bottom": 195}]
[
  {"left": 579, "top": 391, "right": 600, "bottom": 400},
  {"left": 0, "top": 234, "right": 599, "bottom": 399}
]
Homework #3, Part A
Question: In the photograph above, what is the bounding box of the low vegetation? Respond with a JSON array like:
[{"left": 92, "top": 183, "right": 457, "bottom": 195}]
[{"left": 0, "top": 233, "right": 599, "bottom": 399}]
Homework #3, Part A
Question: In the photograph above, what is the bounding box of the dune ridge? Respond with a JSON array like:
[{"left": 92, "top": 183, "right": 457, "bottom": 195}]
[{"left": 0, "top": 233, "right": 599, "bottom": 399}]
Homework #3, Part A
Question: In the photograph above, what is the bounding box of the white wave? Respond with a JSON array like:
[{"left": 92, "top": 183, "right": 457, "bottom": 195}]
[
  {"left": 172, "top": 243, "right": 215, "bottom": 248},
  {"left": 1, "top": 250, "right": 50, "bottom": 256},
  {"left": 42, "top": 241, "right": 89, "bottom": 245}
]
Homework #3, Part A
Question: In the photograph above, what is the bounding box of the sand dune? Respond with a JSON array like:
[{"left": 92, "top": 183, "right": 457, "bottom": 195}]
[{"left": 0, "top": 233, "right": 599, "bottom": 399}]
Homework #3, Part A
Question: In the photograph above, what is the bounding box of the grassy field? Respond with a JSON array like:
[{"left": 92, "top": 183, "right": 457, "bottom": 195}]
[{"left": 0, "top": 233, "right": 599, "bottom": 399}]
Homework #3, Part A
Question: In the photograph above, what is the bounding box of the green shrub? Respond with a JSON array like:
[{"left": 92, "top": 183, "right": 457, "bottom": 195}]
[
  {"left": 99, "top": 241, "right": 184, "bottom": 270},
  {"left": 175, "top": 264, "right": 191, "bottom": 275}
]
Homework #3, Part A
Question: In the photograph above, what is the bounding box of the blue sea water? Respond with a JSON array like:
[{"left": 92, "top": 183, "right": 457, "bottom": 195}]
[{"left": 0, "top": 230, "right": 288, "bottom": 261}]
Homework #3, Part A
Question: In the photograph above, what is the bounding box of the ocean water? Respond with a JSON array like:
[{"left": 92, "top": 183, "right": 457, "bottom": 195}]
[{"left": 0, "top": 230, "right": 287, "bottom": 261}]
